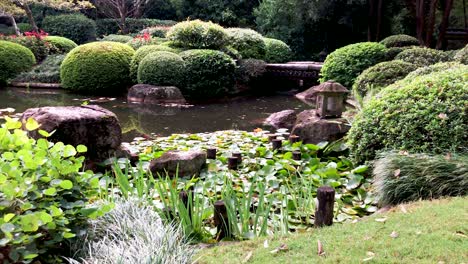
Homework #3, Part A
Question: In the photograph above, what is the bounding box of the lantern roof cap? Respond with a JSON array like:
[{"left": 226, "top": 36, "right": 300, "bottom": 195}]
[{"left": 312, "top": 80, "right": 349, "bottom": 93}]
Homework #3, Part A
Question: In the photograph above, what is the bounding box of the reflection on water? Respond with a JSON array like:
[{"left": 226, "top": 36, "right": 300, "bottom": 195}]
[{"left": 0, "top": 88, "right": 312, "bottom": 140}]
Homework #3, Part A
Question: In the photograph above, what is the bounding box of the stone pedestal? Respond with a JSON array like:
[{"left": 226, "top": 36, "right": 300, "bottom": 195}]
[
  {"left": 291, "top": 110, "right": 350, "bottom": 144},
  {"left": 149, "top": 150, "right": 206, "bottom": 178}
]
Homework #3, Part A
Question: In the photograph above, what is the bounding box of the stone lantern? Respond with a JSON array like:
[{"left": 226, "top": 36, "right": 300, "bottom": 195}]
[{"left": 313, "top": 80, "right": 349, "bottom": 118}]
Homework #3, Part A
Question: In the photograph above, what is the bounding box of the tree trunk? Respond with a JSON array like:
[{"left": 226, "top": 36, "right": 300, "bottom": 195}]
[
  {"left": 416, "top": 0, "right": 426, "bottom": 45},
  {"left": 8, "top": 14, "right": 20, "bottom": 36},
  {"left": 425, "top": 0, "right": 439, "bottom": 47},
  {"left": 375, "top": 0, "right": 384, "bottom": 41},
  {"left": 367, "top": 0, "right": 376, "bottom": 41},
  {"left": 23, "top": 3, "right": 38, "bottom": 33},
  {"left": 436, "top": 0, "right": 454, "bottom": 49}
]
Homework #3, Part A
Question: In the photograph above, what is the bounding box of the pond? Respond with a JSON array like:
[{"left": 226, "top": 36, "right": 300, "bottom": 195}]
[{"left": 0, "top": 88, "right": 312, "bottom": 140}]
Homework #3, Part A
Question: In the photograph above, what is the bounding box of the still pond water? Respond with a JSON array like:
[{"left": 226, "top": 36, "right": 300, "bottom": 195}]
[{"left": 0, "top": 88, "right": 311, "bottom": 140}]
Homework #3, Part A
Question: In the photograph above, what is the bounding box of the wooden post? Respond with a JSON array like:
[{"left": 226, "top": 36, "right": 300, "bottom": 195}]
[
  {"left": 228, "top": 157, "right": 238, "bottom": 170},
  {"left": 207, "top": 148, "right": 217, "bottom": 159},
  {"left": 233, "top": 152, "right": 242, "bottom": 164},
  {"left": 179, "top": 190, "right": 192, "bottom": 220},
  {"left": 267, "top": 134, "right": 277, "bottom": 142},
  {"left": 289, "top": 135, "right": 300, "bottom": 143},
  {"left": 293, "top": 151, "right": 302, "bottom": 160},
  {"left": 272, "top": 139, "right": 282, "bottom": 150},
  {"left": 314, "top": 186, "right": 335, "bottom": 227},
  {"left": 214, "top": 200, "right": 230, "bottom": 240}
]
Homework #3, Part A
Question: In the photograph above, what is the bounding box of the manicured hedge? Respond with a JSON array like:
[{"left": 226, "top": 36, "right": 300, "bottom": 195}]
[
  {"left": 263, "top": 38, "right": 293, "bottom": 63},
  {"left": 130, "top": 44, "right": 179, "bottom": 82},
  {"left": 348, "top": 65, "right": 468, "bottom": 163},
  {"left": 380, "top": 34, "right": 419, "bottom": 48},
  {"left": 100, "top": 34, "right": 133, "bottom": 43},
  {"left": 0, "top": 40, "right": 36, "bottom": 85},
  {"left": 320, "top": 42, "right": 387, "bottom": 88},
  {"left": 96, "top": 18, "right": 176, "bottom": 36},
  {"left": 179, "top": 49, "right": 236, "bottom": 99},
  {"left": 404, "top": 61, "right": 464, "bottom": 80},
  {"left": 44, "top": 36, "right": 78, "bottom": 54},
  {"left": 43, "top": 14, "right": 97, "bottom": 44},
  {"left": 395, "top": 47, "right": 450, "bottom": 66},
  {"left": 60, "top": 41, "right": 135, "bottom": 94},
  {"left": 137, "top": 51, "right": 184, "bottom": 86},
  {"left": 454, "top": 44, "right": 468, "bottom": 64},
  {"left": 352, "top": 60, "right": 417, "bottom": 98},
  {"left": 167, "top": 20, "right": 228, "bottom": 50},
  {"left": 140, "top": 26, "right": 172, "bottom": 38},
  {"left": 226, "top": 28, "right": 266, "bottom": 59}
]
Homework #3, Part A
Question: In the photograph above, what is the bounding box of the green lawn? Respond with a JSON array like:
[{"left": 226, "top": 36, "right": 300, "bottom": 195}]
[{"left": 194, "top": 197, "right": 468, "bottom": 264}]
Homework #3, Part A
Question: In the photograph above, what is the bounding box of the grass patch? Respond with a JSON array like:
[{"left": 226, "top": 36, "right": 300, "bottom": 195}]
[{"left": 195, "top": 197, "right": 468, "bottom": 263}]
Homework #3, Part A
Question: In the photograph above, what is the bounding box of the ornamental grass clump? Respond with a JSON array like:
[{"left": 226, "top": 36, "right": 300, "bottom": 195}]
[
  {"left": 320, "top": 42, "right": 387, "bottom": 88},
  {"left": 0, "top": 117, "right": 106, "bottom": 263},
  {"left": 67, "top": 199, "right": 195, "bottom": 264},
  {"left": 373, "top": 152, "right": 468, "bottom": 206},
  {"left": 352, "top": 60, "right": 417, "bottom": 98},
  {"left": 137, "top": 51, "right": 185, "bottom": 86},
  {"left": 348, "top": 65, "right": 468, "bottom": 163},
  {"left": 60, "top": 41, "right": 135, "bottom": 94},
  {"left": 0, "top": 40, "right": 36, "bottom": 86}
]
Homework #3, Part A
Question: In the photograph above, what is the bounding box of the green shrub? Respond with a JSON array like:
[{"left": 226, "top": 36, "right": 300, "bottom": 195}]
[
  {"left": 404, "top": 61, "right": 464, "bottom": 80},
  {"left": 17, "top": 23, "right": 32, "bottom": 33},
  {"left": 140, "top": 26, "right": 172, "bottom": 38},
  {"left": 373, "top": 152, "right": 468, "bottom": 206},
  {"left": 130, "top": 45, "right": 178, "bottom": 82},
  {"left": 263, "top": 38, "right": 293, "bottom": 63},
  {"left": 444, "top": 49, "right": 459, "bottom": 60},
  {"left": 235, "top": 59, "right": 267, "bottom": 86},
  {"left": 380, "top": 34, "right": 419, "bottom": 48},
  {"left": 221, "top": 46, "right": 241, "bottom": 60},
  {"left": 454, "top": 44, "right": 468, "bottom": 64},
  {"left": 100, "top": 34, "right": 133, "bottom": 43},
  {"left": 42, "top": 14, "right": 97, "bottom": 44},
  {"left": 180, "top": 49, "right": 236, "bottom": 99},
  {"left": 137, "top": 51, "right": 184, "bottom": 86},
  {"left": 5, "top": 36, "right": 50, "bottom": 62},
  {"left": 125, "top": 35, "right": 164, "bottom": 50},
  {"left": 348, "top": 66, "right": 468, "bottom": 163},
  {"left": 60, "top": 41, "right": 135, "bottom": 94},
  {"left": 14, "top": 54, "right": 65, "bottom": 83},
  {"left": 167, "top": 20, "right": 228, "bottom": 50},
  {"left": 44, "top": 36, "right": 78, "bottom": 54},
  {"left": 352, "top": 60, "right": 417, "bottom": 98},
  {"left": 320, "top": 42, "right": 387, "bottom": 88},
  {"left": 226, "top": 28, "right": 266, "bottom": 59},
  {"left": 385, "top": 46, "right": 415, "bottom": 60},
  {"left": 0, "top": 117, "right": 106, "bottom": 263},
  {"left": 96, "top": 18, "right": 177, "bottom": 36},
  {"left": 0, "top": 40, "right": 36, "bottom": 86},
  {"left": 395, "top": 47, "right": 450, "bottom": 66}
]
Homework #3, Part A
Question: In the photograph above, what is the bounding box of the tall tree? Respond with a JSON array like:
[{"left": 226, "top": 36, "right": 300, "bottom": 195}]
[
  {"left": 0, "top": 0, "right": 23, "bottom": 35},
  {"left": 93, "top": 0, "right": 151, "bottom": 33}
]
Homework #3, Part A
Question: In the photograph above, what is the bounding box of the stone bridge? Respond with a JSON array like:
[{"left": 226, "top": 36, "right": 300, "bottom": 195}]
[{"left": 265, "top": 62, "right": 323, "bottom": 88}]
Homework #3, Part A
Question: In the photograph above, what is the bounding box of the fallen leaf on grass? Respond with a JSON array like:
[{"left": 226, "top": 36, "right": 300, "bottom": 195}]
[
  {"left": 242, "top": 251, "right": 253, "bottom": 263},
  {"left": 264, "top": 240, "right": 269, "bottom": 248},
  {"left": 454, "top": 231, "right": 467, "bottom": 238},
  {"left": 363, "top": 251, "right": 375, "bottom": 262},
  {"left": 317, "top": 240, "right": 325, "bottom": 256},
  {"left": 390, "top": 231, "right": 399, "bottom": 238},
  {"left": 270, "top": 244, "right": 289, "bottom": 254},
  {"left": 375, "top": 217, "right": 387, "bottom": 223}
]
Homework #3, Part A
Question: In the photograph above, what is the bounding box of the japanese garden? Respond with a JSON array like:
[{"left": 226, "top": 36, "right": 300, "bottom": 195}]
[{"left": 0, "top": 0, "right": 467, "bottom": 263}]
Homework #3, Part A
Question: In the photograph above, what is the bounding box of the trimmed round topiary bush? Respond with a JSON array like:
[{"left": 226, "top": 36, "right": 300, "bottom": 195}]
[
  {"left": 348, "top": 65, "right": 468, "bottom": 163},
  {"left": 100, "top": 34, "right": 133, "bottom": 43},
  {"left": 137, "top": 51, "right": 184, "bottom": 86},
  {"left": 385, "top": 46, "right": 415, "bottom": 60},
  {"left": 320, "top": 42, "right": 387, "bottom": 88},
  {"left": 42, "top": 14, "right": 97, "bottom": 44},
  {"left": 179, "top": 49, "right": 236, "bottom": 99},
  {"left": 454, "top": 44, "right": 467, "bottom": 64},
  {"left": 44, "top": 36, "right": 78, "bottom": 54},
  {"left": 0, "top": 40, "right": 36, "bottom": 85},
  {"left": 167, "top": 20, "right": 228, "bottom": 50},
  {"left": 60, "top": 41, "right": 135, "bottom": 94},
  {"left": 352, "top": 60, "right": 417, "bottom": 98},
  {"left": 226, "top": 28, "right": 266, "bottom": 59},
  {"left": 404, "top": 61, "right": 464, "bottom": 80},
  {"left": 130, "top": 44, "right": 178, "bottom": 82},
  {"left": 263, "top": 38, "right": 293, "bottom": 63},
  {"left": 380, "top": 34, "right": 419, "bottom": 48},
  {"left": 395, "top": 47, "right": 450, "bottom": 66}
]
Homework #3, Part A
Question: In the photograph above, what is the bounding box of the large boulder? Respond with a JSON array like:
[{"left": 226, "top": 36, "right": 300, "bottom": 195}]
[
  {"left": 291, "top": 110, "right": 350, "bottom": 144},
  {"left": 264, "top": 109, "right": 296, "bottom": 130},
  {"left": 295, "top": 86, "right": 319, "bottom": 102},
  {"left": 127, "top": 84, "right": 186, "bottom": 105},
  {"left": 149, "top": 150, "right": 206, "bottom": 178},
  {"left": 21, "top": 105, "right": 121, "bottom": 161}
]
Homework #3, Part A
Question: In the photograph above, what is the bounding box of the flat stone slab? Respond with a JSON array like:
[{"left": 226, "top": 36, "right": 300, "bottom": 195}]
[
  {"left": 21, "top": 105, "right": 122, "bottom": 161},
  {"left": 149, "top": 150, "right": 206, "bottom": 178},
  {"left": 128, "top": 84, "right": 186, "bottom": 105}
]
